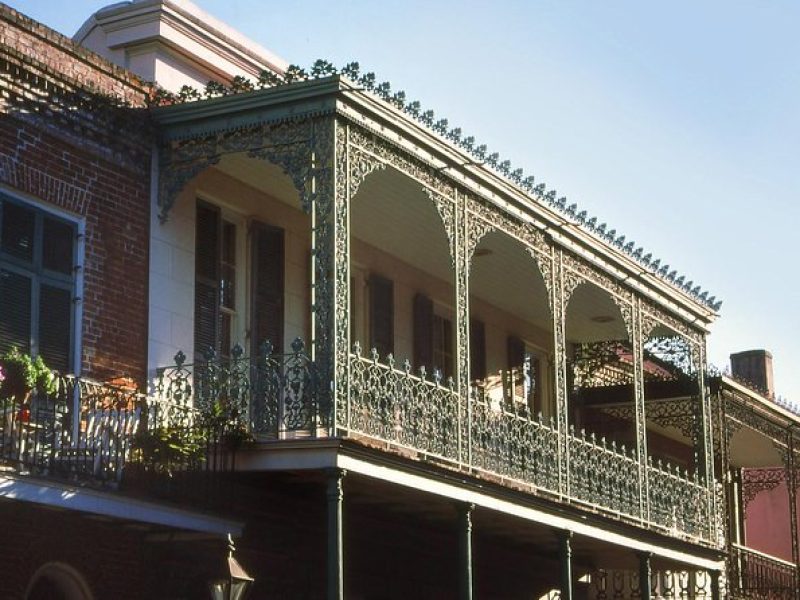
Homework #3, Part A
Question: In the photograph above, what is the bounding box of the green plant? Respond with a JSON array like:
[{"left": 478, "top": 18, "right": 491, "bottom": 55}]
[
  {"left": 130, "top": 426, "right": 206, "bottom": 477},
  {"left": 0, "top": 347, "right": 56, "bottom": 402}
]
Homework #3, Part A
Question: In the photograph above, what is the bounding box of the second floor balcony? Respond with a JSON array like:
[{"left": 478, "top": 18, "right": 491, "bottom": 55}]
[{"left": 150, "top": 339, "right": 718, "bottom": 546}]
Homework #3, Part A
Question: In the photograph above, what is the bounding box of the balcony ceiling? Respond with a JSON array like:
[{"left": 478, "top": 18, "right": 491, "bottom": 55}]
[{"left": 216, "top": 152, "right": 304, "bottom": 210}]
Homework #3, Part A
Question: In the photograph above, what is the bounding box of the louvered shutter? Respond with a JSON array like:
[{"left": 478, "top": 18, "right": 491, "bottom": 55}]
[
  {"left": 251, "top": 223, "right": 284, "bottom": 356},
  {"left": 507, "top": 335, "right": 525, "bottom": 370},
  {"left": 38, "top": 284, "right": 72, "bottom": 372},
  {"left": 194, "top": 203, "right": 220, "bottom": 360},
  {"left": 413, "top": 293, "right": 433, "bottom": 370},
  {"left": 368, "top": 275, "right": 393, "bottom": 359},
  {"left": 469, "top": 318, "right": 486, "bottom": 381},
  {"left": 0, "top": 269, "right": 32, "bottom": 354}
]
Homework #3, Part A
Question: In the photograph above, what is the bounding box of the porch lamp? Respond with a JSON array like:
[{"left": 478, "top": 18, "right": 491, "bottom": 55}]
[{"left": 209, "top": 534, "right": 254, "bottom": 600}]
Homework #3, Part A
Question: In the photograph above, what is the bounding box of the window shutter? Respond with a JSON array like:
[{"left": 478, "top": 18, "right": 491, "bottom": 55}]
[
  {"left": 194, "top": 204, "right": 220, "bottom": 359},
  {"left": 38, "top": 284, "right": 72, "bottom": 372},
  {"left": 470, "top": 318, "right": 486, "bottom": 381},
  {"left": 0, "top": 269, "right": 32, "bottom": 354},
  {"left": 368, "top": 275, "right": 393, "bottom": 359},
  {"left": 413, "top": 293, "right": 433, "bottom": 370},
  {"left": 251, "top": 223, "right": 284, "bottom": 356},
  {"left": 507, "top": 335, "right": 525, "bottom": 370}
]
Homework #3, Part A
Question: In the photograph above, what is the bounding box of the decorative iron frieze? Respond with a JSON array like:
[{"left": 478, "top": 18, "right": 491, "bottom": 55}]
[{"left": 158, "top": 118, "right": 316, "bottom": 221}]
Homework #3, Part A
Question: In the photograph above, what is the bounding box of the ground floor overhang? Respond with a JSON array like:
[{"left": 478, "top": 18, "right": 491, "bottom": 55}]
[{"left": 0, "top": 471, "right": 242, "bottom": 538}]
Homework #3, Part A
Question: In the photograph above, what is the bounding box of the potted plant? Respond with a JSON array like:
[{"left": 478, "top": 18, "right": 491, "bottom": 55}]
[{"left": 0, "top": 347, "right": 56, "bottom": 407}]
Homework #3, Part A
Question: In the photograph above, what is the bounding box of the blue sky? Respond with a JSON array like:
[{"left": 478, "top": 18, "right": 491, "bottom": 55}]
[{"left": 14, "top": 1, "right": 800, "bottom": 401}]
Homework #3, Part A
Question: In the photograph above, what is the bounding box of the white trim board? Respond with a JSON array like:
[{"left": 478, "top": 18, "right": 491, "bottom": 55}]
[{"left": 337, "top": 453, "right": 724, "bottom": 572}]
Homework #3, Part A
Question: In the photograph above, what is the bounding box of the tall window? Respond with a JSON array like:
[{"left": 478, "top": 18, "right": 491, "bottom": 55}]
[
  {"left": 194, "top": 202, "right": 237, "bottom": 360},
  {"left": 0, "top": 195, "right": 77, "bottom": 373}
]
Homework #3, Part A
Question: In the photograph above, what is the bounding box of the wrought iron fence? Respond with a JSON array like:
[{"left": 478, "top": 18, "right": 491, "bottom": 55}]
[
  {"left": 588, "top": 569, "right": 713, "bottom": 599},
  {"left": 567, "top": 425, "right": 641, "bottom": 518},
  {"left": 728, "top": 545, "right": 798, "bottom": 600},
  {"left": 470, "top": 392, "right": 560, "bottom": 492},
  {"left": 647, "top": 457, "right": 710, "bottom": 539},
  {"left": 152, "top": 339, "right": 718, "bottom": 543},
  {"left": 348, "top": 346, "right": 460, "bottom": 461}
]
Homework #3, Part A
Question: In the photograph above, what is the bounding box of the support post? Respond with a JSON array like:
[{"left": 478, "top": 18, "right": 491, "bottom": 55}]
[
  {"left": 326, "top": 468, "right": 346, "bottom": 600},
  {"left": 458, "top": 503, "right": 474, "bottom": 600},
  {"left": 632, "top": 299, "right": 650, "bottom": 521},
  {"left": 637, "top": 552, "right": 652, "bottom": 600},
  {"left": 551, "top": 250, "right": 570, "bottom": 497},
  {"left": 557, "top": 530, "right": 573, "bottom": 600},
  {"left": 710, "top": 570, "right": 721, "bottom": 600}
]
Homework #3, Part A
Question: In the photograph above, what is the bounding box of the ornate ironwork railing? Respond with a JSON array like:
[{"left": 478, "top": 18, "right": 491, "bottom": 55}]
[
  {"left": 154, "top": 340, "right": 718, "bottom": 543},
  {"left": 588, "top": 569, "right": 713, "bottom": 599},
  {"left": 470, "top": 393, "right": 560, "bottom": 492},
  {"left": 647, "top": 457, "right": 708, "bottom": 538},
  {"left": 728, "top": 545, "right": 798, "bottom": 599},
  {"left": 567, "top": 426, "right": 641, "bottom": 518},
  {"left": 348, "top": 348, "right": 459, "bottom": 461}
]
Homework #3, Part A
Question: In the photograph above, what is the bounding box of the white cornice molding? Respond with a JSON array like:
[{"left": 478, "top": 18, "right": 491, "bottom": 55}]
[{"left": 74, "top": 0, "right": 288, "bottom": 83}]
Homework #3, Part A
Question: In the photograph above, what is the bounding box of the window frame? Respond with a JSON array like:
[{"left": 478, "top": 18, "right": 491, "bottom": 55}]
[{"left": 0, "top": 187, "right": 83, "bottom": 376}]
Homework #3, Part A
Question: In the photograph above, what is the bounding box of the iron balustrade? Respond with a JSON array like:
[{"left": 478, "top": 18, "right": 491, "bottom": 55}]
[
  {"left": 589, "top": 569, "right": 713, "bottom": 599},
  {"left": 567, "top": 425, "right": 641, "bottom": 518},
  {"left": 646, "top": 456, "right": 709, "bottom": 539},
  {"left": 728, "top": 545, "right": 799, "bottom": 599},
  {"left": 154, "top": 340, "right": 720, "bottom": 543}
]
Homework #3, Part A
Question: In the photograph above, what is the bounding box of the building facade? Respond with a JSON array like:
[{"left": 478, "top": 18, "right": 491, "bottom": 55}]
[{"left": 0, "top": 1, "right": 796, "bottom": 598}]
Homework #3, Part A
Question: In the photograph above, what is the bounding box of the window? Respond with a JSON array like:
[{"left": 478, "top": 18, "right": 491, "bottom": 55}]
[
  {"left": 368, "top": 274, "right": 393, "bottom": 359},
  {"left": 195, "top": 201, "right": 286, "bottom": 361},
  {"left": 0, "top": 195, "right": 77, "bottom": 373},
  {"left": 413, "top": 292, "right": 453, "bottom": 379},
  {"left": 469, "top": 318, "right": 486, "bottom": 382},
  {"left": 194, "top": 202, "right": 238, "bottom": 360},
  {"left": 250, "top": 222, "right": 284, "bottom": 356},
  {"left": 432, "top": 313, "right": 453, "bottom": 380},
  {"left": 507, "top": 335, "right": 547, "bottom": 413}
]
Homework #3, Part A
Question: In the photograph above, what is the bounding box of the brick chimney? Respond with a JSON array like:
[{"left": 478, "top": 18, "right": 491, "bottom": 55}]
[{"left": 730, "top": 349, "right": 775, "bottom": 398}]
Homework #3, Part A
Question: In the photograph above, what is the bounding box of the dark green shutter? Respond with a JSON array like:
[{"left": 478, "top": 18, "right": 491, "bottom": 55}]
[
  {"left": 0, "top": 269, "right": 32, "bottom": 354},
  {"left": 194, "top": 203, "right": 220, "bottom": 359},
  {"left": 507, "top": 335, "right": 525, "bottom": 370},
  {"left": 413, "top": 293, "right": 434, "bottom": 370},
  {"left": 39, "top": 284, "right": 72, "bottom": 372},
  {"left": 369, "top": 275, "right": 393, "bottom": 359},
  {"left": 469, "top": 318, "right": 486, "bottom": 381},
  {"left": 251, "top": 223, "right": 284, "bottom": 356}
]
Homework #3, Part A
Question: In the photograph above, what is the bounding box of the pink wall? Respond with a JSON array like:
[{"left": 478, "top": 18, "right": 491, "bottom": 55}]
[{"left": 744, "top": 471, "right": 798, "bottom": 562}]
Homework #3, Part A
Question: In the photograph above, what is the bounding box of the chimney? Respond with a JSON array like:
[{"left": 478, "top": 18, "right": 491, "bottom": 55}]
[{"left": 730, "top": 349, "right": 775, "bottom": 398}]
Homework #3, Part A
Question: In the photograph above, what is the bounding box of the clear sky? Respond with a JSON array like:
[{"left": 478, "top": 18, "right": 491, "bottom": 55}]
[{"left": 12, "top": 1, "right": 800, "bottom": 401}]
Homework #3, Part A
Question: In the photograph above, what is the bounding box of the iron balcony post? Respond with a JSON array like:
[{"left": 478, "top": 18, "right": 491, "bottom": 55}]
[
  {"left": 458, "top": 503, "right": 474, "bottom": 600},
  {"left": 557, "top": 530, "right": 573, "bottom": 600},
  {"left": 637, "top": 552, "right": 652, "bottom": 600},
  {"left": 326, "top": 468, "right": 346, "bottom": 600}
]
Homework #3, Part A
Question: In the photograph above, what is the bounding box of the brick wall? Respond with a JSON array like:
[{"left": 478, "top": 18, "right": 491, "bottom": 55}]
[{"left": 0, "top": 4, "right": 153, "bottom": 385}]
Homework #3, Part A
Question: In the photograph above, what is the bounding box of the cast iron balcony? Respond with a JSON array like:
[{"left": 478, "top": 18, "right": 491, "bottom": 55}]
[{"left": 155, "top": 339, "right": 720, "bottom": 546}]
